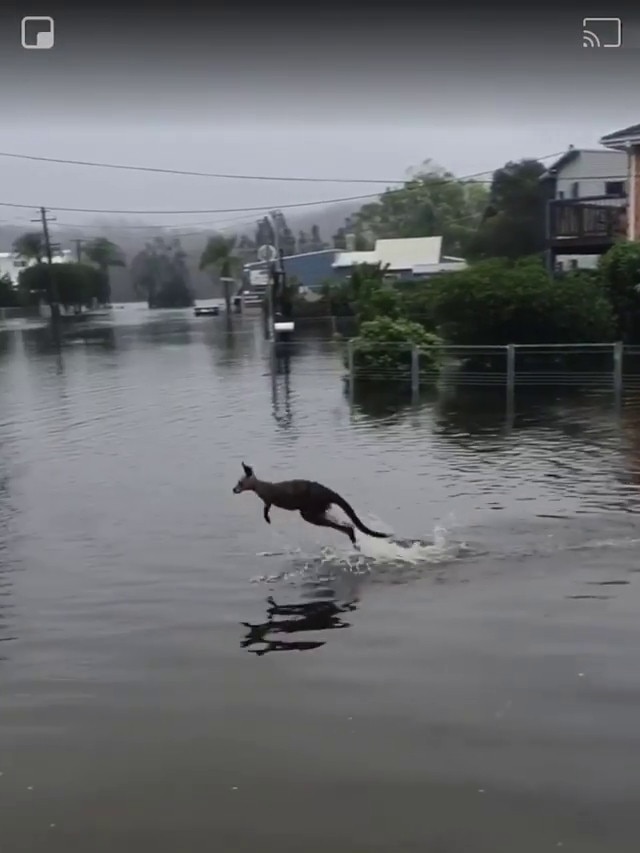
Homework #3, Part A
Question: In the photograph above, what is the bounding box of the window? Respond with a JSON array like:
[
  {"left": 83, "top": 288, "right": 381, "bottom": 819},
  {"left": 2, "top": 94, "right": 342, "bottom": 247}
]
[
  {"left": 557, "top": 190, "right": 565, "bottom": 200},
  {"left": 605, "top": 181, "right": 625, "bottom": 197},
  {"left": 571, "top": 181, "right": 580, "bottom": 199},
  {"left": 569, "top": 259, "right": 579, "bottom": 271},
  {"left": 555, "top": 261, "right": 564, "bottom": 273}
]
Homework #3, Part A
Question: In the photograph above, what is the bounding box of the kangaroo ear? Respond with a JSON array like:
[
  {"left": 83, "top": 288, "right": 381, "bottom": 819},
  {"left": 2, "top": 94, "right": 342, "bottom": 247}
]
[{"left": 242, "top": 462, "right": 253, "bottom": 477}]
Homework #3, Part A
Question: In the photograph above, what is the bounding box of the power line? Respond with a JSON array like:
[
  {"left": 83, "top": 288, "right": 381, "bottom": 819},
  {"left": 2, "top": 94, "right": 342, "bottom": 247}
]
[
  {"left": 0, "top": 193, "right": 386, "bottom": 215},
  {"left": 0, "top": 151, "right": 405, "bottom": 185},
  {"left": 0, "top": 149, "right": 563, "bottom": 185},
  {"left": 0, "top": 156, "right": 623, "bottom": 220},
  {"left": 0, "top": 156, "right": 571, "bottom": 217},
  {"left": 0, "top": 149, "right": 570, "bottom": 193}
]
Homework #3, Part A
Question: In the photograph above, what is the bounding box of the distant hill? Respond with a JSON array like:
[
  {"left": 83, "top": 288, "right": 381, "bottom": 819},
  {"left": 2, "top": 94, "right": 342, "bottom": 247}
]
[{"left": 0, "top": 196, "right": 372, "bottom": 302}]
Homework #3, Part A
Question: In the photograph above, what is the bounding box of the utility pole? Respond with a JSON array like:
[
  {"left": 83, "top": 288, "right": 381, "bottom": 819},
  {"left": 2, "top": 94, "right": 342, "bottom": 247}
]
[
  {"left": 72, "top": 238, "right": 83, "bottom": 262},
  {"left": 31, "top": 207, "right": 61, "bottom": 321}
]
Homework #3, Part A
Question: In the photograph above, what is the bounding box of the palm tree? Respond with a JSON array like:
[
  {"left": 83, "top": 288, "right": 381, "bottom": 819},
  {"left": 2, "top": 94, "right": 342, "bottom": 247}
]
[
  {"left": 12, "top": 232, "right": 46, "bottom": 264},
  {"left": 199, "top": 234, "right": 241, "bottom": 315},
  {"left": 82, "top": 238, "right": 125, "bottom": 305}
]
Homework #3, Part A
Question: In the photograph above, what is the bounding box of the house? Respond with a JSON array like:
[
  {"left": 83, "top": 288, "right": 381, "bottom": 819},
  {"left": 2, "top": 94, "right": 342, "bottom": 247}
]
[
  {"left": 332, "top": 237, "right": 467, "bottom": 280},
  {"left": 540, "top": 147, "right": 628, "bottom": 272},
  {"left": 243, "top": 248, "right": 337, "bottom": 303},
  {"left": 0, "top": 249, "right": 74, "bottom": 284},
  {"left": 600, "top": 122, "right": 640, "bottom": 242}
]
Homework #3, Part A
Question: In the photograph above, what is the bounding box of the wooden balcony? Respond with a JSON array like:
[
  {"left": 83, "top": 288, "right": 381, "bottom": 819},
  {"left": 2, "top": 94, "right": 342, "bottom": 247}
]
[{"left": 548, "top": 196, "right": 627, "bottom": 254}]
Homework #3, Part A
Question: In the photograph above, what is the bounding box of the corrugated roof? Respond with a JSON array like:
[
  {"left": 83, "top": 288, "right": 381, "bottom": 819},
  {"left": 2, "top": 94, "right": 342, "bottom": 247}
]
[
  {"left": 333, "top": 237, "right": 443, "bottom": 270},
  {"left": 375, "top": 237, "right": 442, "bottom": 267},
  {"left": 601, "top": 122, "right": 640, "bottom": 144}
]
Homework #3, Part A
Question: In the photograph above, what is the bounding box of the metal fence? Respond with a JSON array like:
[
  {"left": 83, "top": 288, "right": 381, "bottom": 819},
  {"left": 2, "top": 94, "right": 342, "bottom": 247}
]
[{"left": 341, "top": 340, "right": 635, "bottom": 392}]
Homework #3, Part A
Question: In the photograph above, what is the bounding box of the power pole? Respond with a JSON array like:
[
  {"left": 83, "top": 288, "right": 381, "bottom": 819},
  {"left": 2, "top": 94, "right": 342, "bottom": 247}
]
[
  {"left": 72, "top": 239, "right": 83, "bottom": 262},
  {"left": 31, "top": 206, "right": 60, "bottom": 320}
]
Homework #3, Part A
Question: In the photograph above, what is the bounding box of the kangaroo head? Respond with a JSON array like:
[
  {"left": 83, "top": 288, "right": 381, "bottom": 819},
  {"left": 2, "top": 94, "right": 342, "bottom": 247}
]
[{"left": 233, "top": 462, "right": 257, "bottom": 494}]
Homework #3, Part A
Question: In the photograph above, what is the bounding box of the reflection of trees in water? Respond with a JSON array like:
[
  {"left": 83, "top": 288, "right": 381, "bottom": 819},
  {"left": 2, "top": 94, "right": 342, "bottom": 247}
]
[
  {"left": 204, "top": 319, "right": 260, "bottom": 370},
  {"left": 436, "top": 386, "right": 620, "bottom": 445},
  {"left": 349, "top": 382, "right": 622, "bottom": 445},
  {"left": 62, "top": 326, "right": 117, "bottom": 350},
  {"left": 619, "top": 393, "right": 640, "bottom": 487},
  {"left": 135, "top": 318, "right": 193, "bottom": 347},
  {"left": 240, "top": 593, "right": 358, "bottom": 657},
  {"left": 0, "top": 465, "right": 17, "bottom": 660},
  {"left": 0, "top": 331, "right": 16, "bottom": 359},
  {"left": 271, "top": 347, "right": 294, "bottom": 430},
  {"left": 348, "top": 385, "right": 437, "bottom": 424}
]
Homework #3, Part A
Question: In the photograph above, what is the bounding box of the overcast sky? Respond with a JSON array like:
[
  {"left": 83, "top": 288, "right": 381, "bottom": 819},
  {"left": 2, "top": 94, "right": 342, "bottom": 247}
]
[{"left": 1, "top": 2, "right": 640, "bottom": 234}]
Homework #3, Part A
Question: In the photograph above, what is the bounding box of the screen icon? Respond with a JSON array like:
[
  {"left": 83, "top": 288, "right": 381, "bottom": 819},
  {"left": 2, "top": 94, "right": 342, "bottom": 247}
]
[
  {"left": 21, "top": 16, "right": 55, "bottom": 49},
  {"left": 582, "top": 17, "right": 622, "bottom": 48}
]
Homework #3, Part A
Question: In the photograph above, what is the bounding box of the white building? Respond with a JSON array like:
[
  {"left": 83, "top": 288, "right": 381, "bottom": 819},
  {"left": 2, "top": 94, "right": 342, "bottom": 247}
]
[
  {"left": 332, "top": 236, "right": 467, "bottom": 280},
  {"left": 540, "top": 147, "right": 627, "bottom": 271}
]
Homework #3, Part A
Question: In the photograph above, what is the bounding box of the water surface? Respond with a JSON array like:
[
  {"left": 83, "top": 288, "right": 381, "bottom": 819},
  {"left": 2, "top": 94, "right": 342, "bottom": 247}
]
[{"left": 2, "top": 306, "right": 640, "bottom": 852}]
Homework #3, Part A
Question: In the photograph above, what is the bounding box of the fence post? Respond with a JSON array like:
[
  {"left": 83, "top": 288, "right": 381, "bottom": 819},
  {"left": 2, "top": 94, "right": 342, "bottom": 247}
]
[
  {"left": 506, "top": 343, "right": 516, "bottom": 424},
  {"left": 347, "top": 338, "right": 355, "bottom": 405},
  {"left": 613, "top": 340, "right": 623, "bottom": 407},
  {"left": 411, "top": 345, "right": 420, "bottom": 401}
]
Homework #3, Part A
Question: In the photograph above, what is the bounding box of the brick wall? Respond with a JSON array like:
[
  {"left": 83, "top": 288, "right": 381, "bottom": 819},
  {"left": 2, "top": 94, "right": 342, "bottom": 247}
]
[{"left": 629, "top": 146, "right": 640, "bottom": 241}]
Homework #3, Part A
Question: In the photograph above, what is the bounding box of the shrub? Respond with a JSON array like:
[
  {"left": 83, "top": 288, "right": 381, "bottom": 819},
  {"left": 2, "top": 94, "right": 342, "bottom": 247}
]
[
  {"left": 599, "top": 241, "right": 640, "bottom": 343},
  {"left": 346, "top": 316, "right": 442, "bottom": 382},
  {"left": 427, "top": 256, "right": 615, "bottom": 344}
]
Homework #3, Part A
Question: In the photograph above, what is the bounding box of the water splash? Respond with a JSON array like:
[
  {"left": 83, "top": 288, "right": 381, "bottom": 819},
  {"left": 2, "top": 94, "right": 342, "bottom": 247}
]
[{"left": 250, "top": 518, "right": 469, "bottom": 586}]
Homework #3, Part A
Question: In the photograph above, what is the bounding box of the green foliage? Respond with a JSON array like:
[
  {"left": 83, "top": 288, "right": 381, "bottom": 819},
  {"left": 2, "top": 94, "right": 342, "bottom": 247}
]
[
  {"left": 348, "top": 316, "right": 442, "bottom": 381},
  {"left": 12, "top": 232, "right": 46, "bottom": 263},
  {"left": 82, "top": 237, "right": 125, "bottom": 304},
  {"left": 324, "top": 264, "right": 402, "bottom": 322},
  {"left": 200, "top": 234, "right": 241, "bottom": 278},
  {"left": 427, "top": 256, "right": 615, "bottom": 344},
  {"left": 131, "top": 237, "right": 194, "bottom": 309},
  {"left": 18, "top": 263, "right": 106, "bottom": 310},
  {"left": 467, "top": 159, "right": 548, "bottom": 260},
  {"left": 598, "top": 242, "right": 640, "bottom": 342},
  {"left": 336, "top": 162, "right": 489, "bottom": 257}
]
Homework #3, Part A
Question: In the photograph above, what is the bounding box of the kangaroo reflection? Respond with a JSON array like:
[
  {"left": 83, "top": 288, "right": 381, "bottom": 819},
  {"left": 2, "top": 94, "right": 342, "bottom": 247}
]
[{"left": 241, "top": 594, "right": 357, "bottom": 656}]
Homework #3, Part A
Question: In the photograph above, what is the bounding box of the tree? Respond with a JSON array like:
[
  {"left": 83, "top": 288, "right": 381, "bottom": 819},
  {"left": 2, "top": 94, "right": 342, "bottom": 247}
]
[
  {"left": 82, "top": 237, "right": 125, "bottom": 305},
  {"left": 343, "top": 162, "right": 489, "bottom": 256},
  {"left": 427, "top": 256, "right": 615, "bottom": 345},
  {"left": 12, "top": 232, "right": 46, "bottom": 264},
  {"left": 309, "top": 224, "right": 327, "bottom": 251},
  {"left": 598, "top": 242, "right": 640, "bottom": 343},
  {"left": 131, "top": 237, "right": 194, "bottom": 308},
  {"left": 17, "top": 263, "right": 105, "bottom": 312},
  {"left": 297, "top": 229, "right": 311, "bottom": 254},
  {"left": 200, "top": 234, "right": 242, "bottom": 314},
  {"left": 468, "top": 159, "right": 548, "bottom": 260}
]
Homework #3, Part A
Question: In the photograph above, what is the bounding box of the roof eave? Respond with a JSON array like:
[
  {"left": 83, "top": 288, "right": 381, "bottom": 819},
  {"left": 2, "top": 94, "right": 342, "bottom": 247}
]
[{"left": 600, "top": 136, "right": 640, "bottom": 150}]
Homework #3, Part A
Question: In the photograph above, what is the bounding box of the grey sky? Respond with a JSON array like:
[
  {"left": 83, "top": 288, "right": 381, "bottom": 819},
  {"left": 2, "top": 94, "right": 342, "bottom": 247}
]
[{"left": 2, "top": 3, "right": 640, "bottom": 233}]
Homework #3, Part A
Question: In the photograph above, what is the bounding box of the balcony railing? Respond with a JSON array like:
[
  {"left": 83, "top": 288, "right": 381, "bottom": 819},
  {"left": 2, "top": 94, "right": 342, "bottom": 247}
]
[{"left": 548, "top": 195, "right": 627, "bottom": 248}]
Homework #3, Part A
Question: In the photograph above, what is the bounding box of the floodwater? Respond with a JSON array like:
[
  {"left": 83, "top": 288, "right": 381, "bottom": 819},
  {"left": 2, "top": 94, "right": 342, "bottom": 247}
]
[{"left": 2, "top": 304, "right": 640, "bottom": 852}]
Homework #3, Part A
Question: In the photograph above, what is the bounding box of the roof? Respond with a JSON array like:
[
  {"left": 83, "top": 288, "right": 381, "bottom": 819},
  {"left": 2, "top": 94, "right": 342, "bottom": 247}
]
[
  {"left": 332, "top": 250, "right": 377, "bottom": 268},
  {"left": 600, "top": 123, "right": 640, "bottom": 147},
  {"left": 413, "top": 260, "right": 467, "bottom": 275},
  {"left": 244, "top": 248, "right": 335, "bottom": 270},
  {"left": 333, "top": 236, "right": 443, "bottom": 270},
  {"left": 539, "top": 147, "right": 624, "bottom": 181}
]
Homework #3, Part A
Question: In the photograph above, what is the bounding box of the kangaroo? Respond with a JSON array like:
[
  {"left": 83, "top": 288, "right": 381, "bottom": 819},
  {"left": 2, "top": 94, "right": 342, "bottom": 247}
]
[{"left": 232, "top": 462, "right": 390, "bottom": 545}]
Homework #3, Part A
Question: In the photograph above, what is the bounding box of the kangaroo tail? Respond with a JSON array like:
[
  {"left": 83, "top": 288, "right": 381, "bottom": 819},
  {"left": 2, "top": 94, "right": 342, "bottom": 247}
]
[{"left": 331, "top": 493, "right": 390, "bottom": 538}]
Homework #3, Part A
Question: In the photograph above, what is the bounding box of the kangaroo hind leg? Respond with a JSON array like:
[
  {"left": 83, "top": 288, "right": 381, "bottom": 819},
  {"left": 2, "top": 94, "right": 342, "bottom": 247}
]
[{"left": 300, "top": 509, "right": 356, "bottom": 545}]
